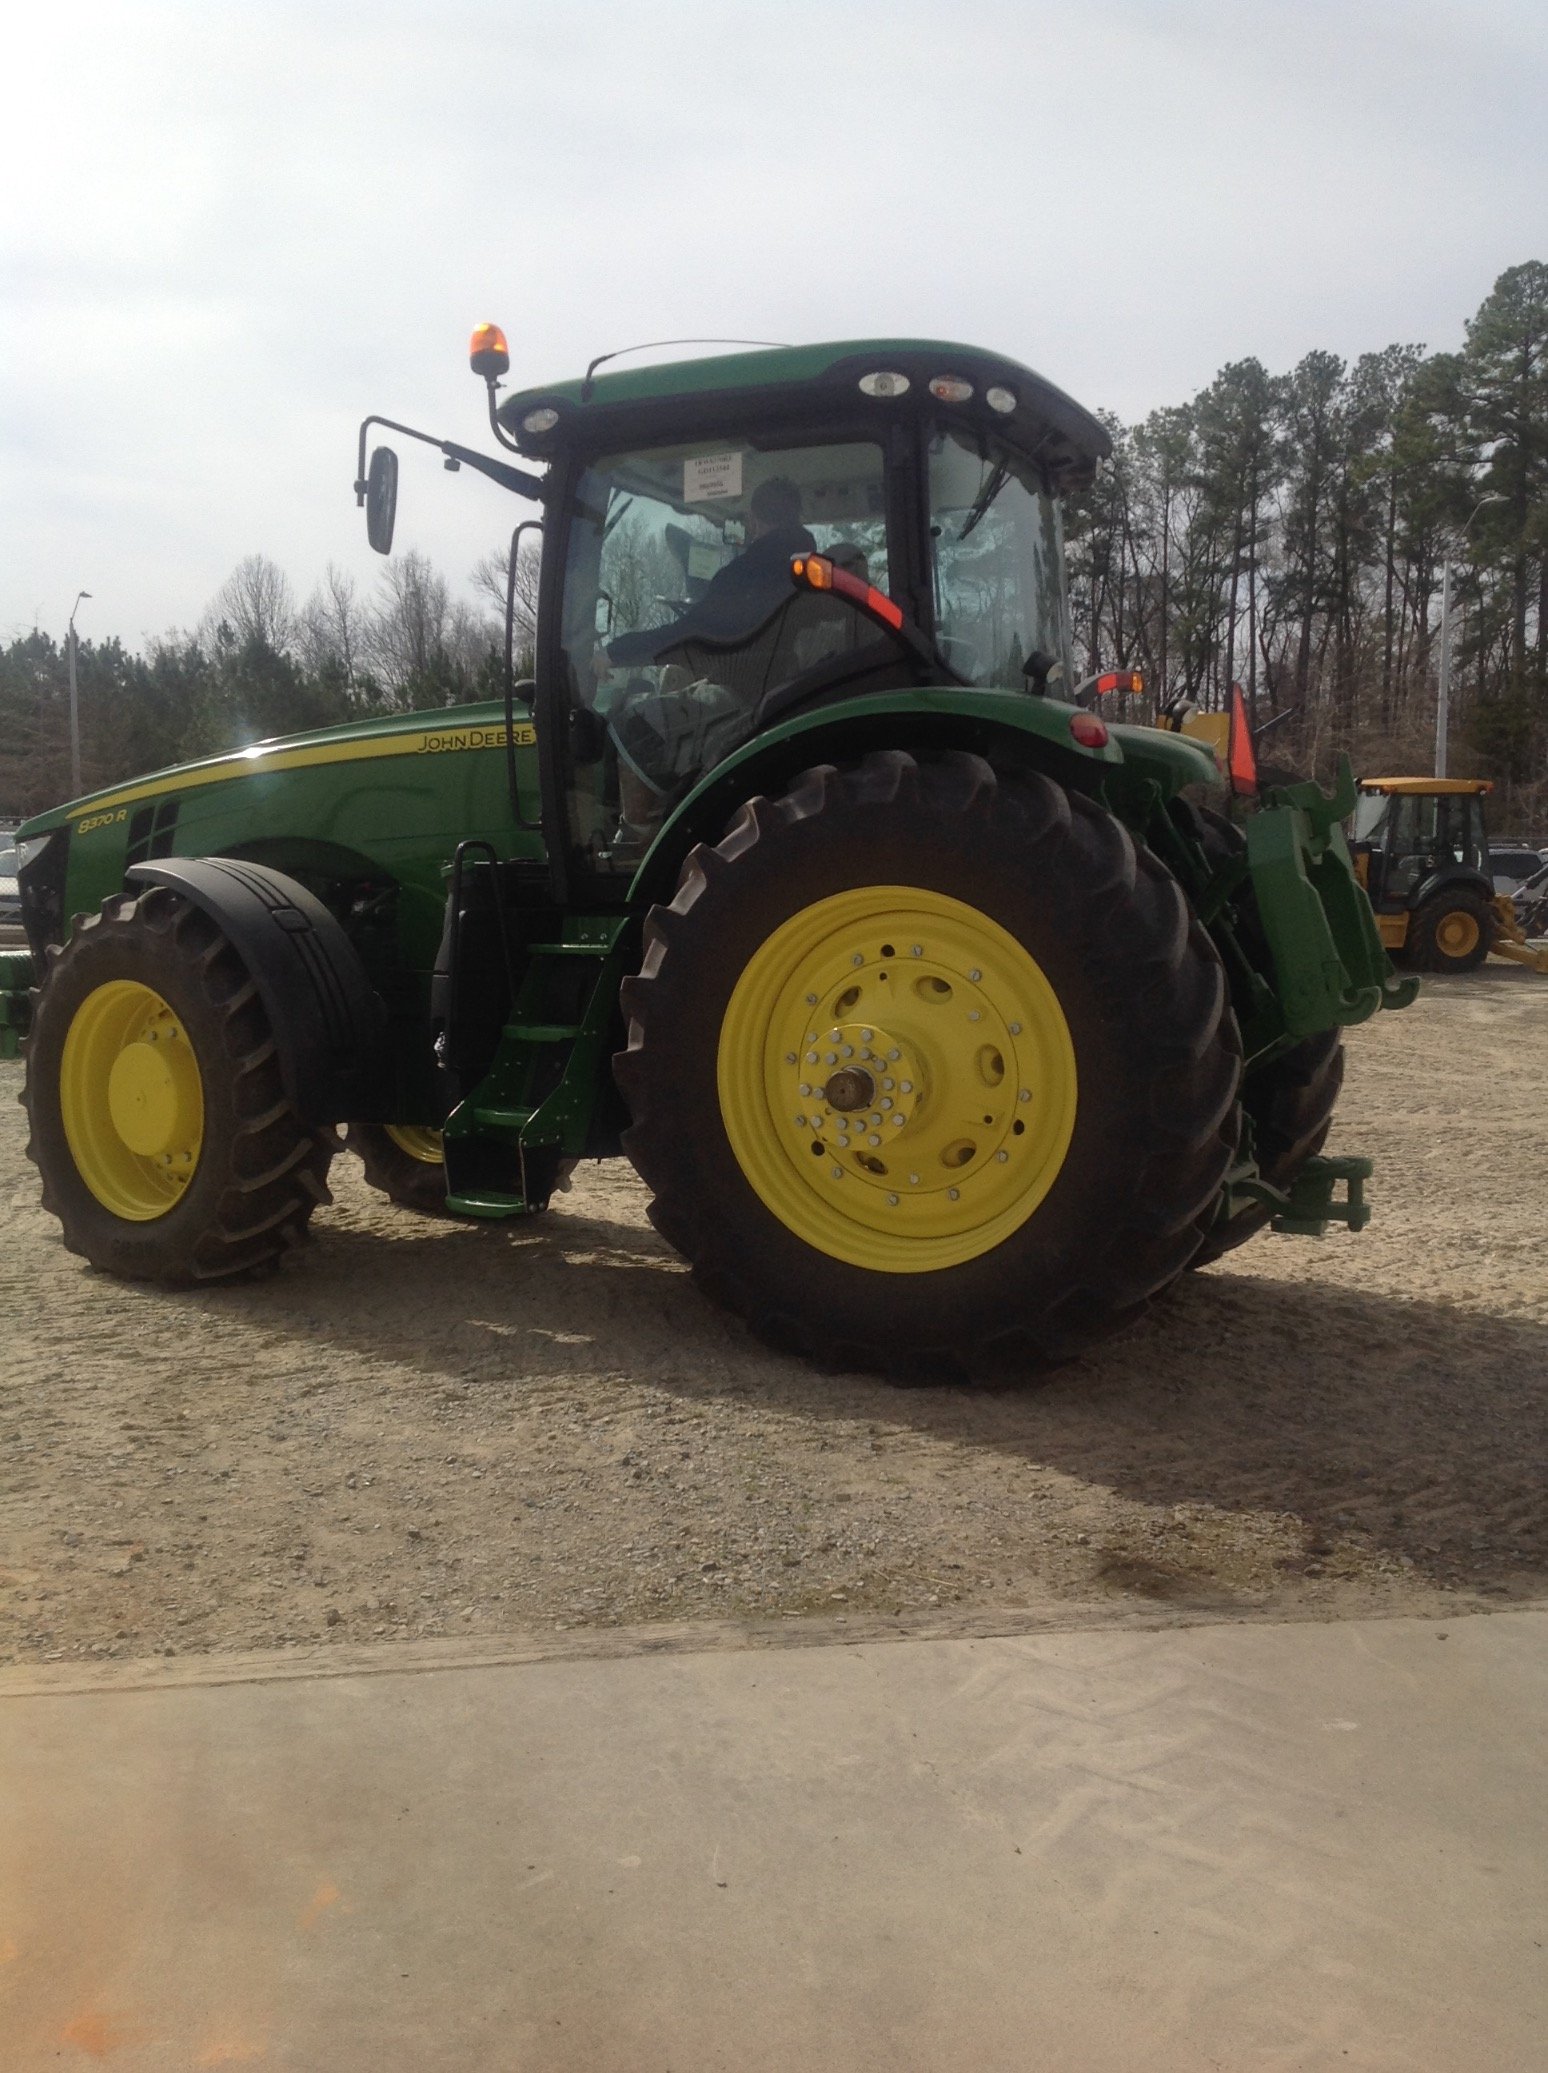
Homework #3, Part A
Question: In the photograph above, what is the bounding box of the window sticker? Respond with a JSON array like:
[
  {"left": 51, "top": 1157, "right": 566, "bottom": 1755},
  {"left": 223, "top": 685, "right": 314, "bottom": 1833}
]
[{"left": 684, "top": 451, "right": 743, "bottom": 502}]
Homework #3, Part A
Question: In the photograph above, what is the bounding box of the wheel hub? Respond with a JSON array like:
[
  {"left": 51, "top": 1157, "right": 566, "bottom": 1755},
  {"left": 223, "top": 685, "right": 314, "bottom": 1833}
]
[
  {"left": 59, "top": 981, "right": 205, "bottom": 1220},
  {"left": 719, "top": 887, "right": 1078, "bottom": 1273}
]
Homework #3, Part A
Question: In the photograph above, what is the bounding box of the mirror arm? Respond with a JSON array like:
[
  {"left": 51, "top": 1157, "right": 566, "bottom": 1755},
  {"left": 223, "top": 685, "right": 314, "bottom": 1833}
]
[{"left": 353, "top": 415, "right": 542, "bottom": 503}]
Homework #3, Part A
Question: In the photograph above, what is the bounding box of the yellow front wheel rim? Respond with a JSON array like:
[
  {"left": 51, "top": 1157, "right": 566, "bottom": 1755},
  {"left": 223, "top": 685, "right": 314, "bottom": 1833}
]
[
  {"left": 1435, "top": 909, "right": 1481, "bottom": 958},
  {"left": 385, "top": 1124, "right": 445, "bottom": 1166},
  {"left": 59, "top": 980, "right": 205, "bottom": 1221},
  {"left": 717, "top": 887, "right": 1077, "bottom": 1273}
]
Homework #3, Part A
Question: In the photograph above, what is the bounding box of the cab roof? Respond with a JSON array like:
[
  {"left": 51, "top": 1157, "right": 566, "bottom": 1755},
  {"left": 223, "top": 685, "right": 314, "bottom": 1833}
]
[
  {"left": 1358, "top": 776, "right": 1493, "bottom": 795},
  {"left": 496, "top": 337, "right": 1111, "bottom": 491}
]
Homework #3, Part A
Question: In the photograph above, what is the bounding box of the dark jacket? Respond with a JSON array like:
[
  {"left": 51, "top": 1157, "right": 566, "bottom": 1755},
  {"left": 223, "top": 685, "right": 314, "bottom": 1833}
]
[{"left": 608, "top": 524, "right": 816, "bottom": 666}]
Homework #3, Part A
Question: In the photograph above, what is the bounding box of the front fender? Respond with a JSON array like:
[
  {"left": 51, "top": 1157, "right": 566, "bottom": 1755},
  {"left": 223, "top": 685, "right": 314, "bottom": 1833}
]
[
  {"left": 627, "top": 687, "right": 1220, "bottom": 905},
  {"left": 125, "top": 858, "right": 390, "bottom": 1121}
]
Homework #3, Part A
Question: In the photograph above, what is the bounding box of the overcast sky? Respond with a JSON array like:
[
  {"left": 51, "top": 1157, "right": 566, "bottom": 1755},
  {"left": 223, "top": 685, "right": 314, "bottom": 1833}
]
[{"left": 4, "top": 0, "right": 1544, "bottom": 649}]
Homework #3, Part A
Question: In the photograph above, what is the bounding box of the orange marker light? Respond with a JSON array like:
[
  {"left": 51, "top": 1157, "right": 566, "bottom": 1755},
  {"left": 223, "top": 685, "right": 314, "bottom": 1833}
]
[
  {"left": 1094, "top": 669, "right": 1144, "bottom": 697},
  {"left": 790, "top": 553, "right": 904, "bottom": 630},
  {"left": 469, "top": 323, "right": 510, "bottom": 379}
]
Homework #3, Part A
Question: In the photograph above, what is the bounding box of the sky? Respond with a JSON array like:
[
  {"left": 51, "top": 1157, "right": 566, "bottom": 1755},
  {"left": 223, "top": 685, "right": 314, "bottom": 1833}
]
[{"left": 4, "top": 0, "right": 1545, "bottom": 650}]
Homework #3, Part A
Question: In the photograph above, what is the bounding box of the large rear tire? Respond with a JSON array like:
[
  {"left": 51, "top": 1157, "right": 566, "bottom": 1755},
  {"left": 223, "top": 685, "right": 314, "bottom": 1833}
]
[
  {"left": 22, "top": 888, "right": 334, "bottom": 1282},
  {"left": 616, "top": 751, "right": 1241, "bottom": 1378}
]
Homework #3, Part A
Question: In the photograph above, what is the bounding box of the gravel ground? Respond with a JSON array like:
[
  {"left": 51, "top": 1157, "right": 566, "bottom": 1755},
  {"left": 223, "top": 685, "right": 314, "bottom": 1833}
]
[{"left": 2, "top": 964, "right": 1545, "bottom": 1669}]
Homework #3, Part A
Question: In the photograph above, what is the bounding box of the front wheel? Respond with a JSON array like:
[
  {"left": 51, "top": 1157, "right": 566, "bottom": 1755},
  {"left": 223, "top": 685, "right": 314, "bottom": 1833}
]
[
  {"left": 343, "top": 1122, "right": 451, "bottom": 1216},
  {"left": 1406, "top": 891, "right": 1493, "bottom": 973},
  {"left": 23, "top": 888, "right": 334, "bottom": 1282},
  {"left": 616, "top": 752, "right": 1242, "bottom": 1378}
]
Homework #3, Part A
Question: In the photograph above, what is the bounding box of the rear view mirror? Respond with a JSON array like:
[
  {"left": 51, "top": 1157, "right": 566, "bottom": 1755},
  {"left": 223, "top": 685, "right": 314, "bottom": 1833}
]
[{"left": 366, "top": 446, "right": 398, "bottom": 555}]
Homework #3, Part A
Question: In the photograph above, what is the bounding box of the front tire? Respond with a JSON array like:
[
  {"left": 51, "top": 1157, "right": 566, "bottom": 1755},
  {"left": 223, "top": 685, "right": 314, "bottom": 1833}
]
[
  {"left": 344, "top": 1122, "right": 451, "bottom": 1216},
  {"left": 1406, "top": 891, "right": 1492, "bottom": 973},
  {"left": 23, "top": 888, "right": 333, "bottom": 1282},
  {"left": 616, "top": 752, "right": 1242, "bottom": 1377}
]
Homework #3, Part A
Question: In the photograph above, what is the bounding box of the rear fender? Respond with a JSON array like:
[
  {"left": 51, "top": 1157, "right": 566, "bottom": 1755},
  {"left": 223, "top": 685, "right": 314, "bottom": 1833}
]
[
  {"left": 125, "top": 858, "right": 390, "bottom": 1121},
  {"left": 626, "top": 687, "right": 1220, "bottom": 906}
]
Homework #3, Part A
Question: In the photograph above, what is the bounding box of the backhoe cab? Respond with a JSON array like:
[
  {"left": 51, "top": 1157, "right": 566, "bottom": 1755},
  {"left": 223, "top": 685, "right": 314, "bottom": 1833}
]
[
  {"left": 4, "top": 331, "right": 1413, "bottom": 1379},
  {"left": 1351, "top": 777, "right": 1548, "bottom": 976}
]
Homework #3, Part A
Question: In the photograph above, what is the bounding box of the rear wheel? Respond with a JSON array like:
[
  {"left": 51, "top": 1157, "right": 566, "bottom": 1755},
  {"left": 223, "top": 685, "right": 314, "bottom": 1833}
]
[
  {"left": 344, "top": 1122, "right": 451, "bottom": 1216},
  {"left": 616, "top": 751, "right": 1242, "bottom": 1378},
  {"left": 23, "top": 888, "right": 333, "bottom": 1281},
  {"left": 1406, "top": 891, "right": 1492, "bottom": 973}
]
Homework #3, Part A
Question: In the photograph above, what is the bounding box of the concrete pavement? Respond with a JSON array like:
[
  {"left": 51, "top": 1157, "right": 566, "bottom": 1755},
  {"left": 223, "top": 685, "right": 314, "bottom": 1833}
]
[{"left": 2, "top": 1609, "right": 1544, "bottom": 2071}]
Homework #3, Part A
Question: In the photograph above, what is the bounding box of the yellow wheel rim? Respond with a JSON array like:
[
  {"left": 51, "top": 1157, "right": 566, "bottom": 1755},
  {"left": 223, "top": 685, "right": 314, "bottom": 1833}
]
[
  {"left": 1435, "top": 909, "right": 1481, "bottom": 958},
  {"left": 717, "top": 886, "right": 1077, "bottom": 1273},
  {"left": 59, "top": 980, "right": 205, "bottom": 1221},
  {"left": 385, "top": 1124, "right": 444, "bottom": 1165}
]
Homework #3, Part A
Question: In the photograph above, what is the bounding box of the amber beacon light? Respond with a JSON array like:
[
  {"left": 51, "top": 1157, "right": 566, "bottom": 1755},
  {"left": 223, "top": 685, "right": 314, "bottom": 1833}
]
[{"left": 469, "top": 323, "right": 510, "bottom": 379}]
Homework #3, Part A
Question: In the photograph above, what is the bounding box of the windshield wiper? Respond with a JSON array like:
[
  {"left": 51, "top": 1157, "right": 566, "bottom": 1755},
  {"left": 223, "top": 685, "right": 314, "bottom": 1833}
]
[{"left": 957, "top": 460, "right": 1010, "bottom": 543}]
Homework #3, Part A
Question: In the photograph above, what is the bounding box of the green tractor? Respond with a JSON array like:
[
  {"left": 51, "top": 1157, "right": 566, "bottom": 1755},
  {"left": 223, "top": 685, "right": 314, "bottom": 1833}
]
[{"left": 1, "top": 333, "right": 1413, "bottom": 1375}]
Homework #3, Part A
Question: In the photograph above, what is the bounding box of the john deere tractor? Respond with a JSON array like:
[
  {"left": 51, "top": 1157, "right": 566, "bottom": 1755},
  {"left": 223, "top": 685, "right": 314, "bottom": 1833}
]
[{"left": 1, "top": 333, "right": 1413, "bottom": 1375}]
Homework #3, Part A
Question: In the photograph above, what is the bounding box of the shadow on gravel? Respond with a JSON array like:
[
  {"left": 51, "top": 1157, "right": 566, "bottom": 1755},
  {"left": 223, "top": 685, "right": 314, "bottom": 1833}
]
[{"left": 161, "top": 1193, "right": 1548, "bottom": 1605}]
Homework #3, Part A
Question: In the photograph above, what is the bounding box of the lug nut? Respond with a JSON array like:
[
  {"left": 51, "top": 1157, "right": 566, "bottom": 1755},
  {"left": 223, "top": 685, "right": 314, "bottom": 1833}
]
[
  {"left": 852, "top": 953, "right": 864, "bottom": 968},
  {"left": 968, "top": 1010, "right": 981, "bottom": 1022},
  {"left": 887, "top": 1193, "right": 899, "bottom": 1206},
  {"left": 996, "top": 1149, "right": 1009, "bottom": 1162},
  {"left": 868, "top": 1133, "right": 881, "bottom": 1147},
  {"left": 947, "top": 1187, "right": 960, "bottom": 1201},
  {"left": 969, "top": 968, "right": 982, "bottom": 982},
  {"left": 911, "top": 945, "right": 923, "bottom": 957},
  {"left": 805, "top": 993, "right": 818, "bottom": 1006},
  {"left": 891, "top": 1115, "right": 905, "bottom": 1127},
  {"left": 888, "top": 1048, "right": 901, "bottom": 1061},
  {"left": 860, "top": 1028, "right": 873, "bottom": 1043},
  {"left": 1008, "top": 1021, "right": 1022, "bottom": 1036},
  {"left": 1018, "top": 1088, "right": 1031, "bottom": 1102}
]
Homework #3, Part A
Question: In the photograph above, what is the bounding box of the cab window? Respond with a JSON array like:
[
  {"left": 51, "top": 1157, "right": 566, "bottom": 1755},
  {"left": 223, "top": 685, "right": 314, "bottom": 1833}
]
[
  {"left": 558, "top": 435, "right": 891, "bottom": 869},
  {"left": 927, "top": 426, "right": 1068, "bottom": 689}
]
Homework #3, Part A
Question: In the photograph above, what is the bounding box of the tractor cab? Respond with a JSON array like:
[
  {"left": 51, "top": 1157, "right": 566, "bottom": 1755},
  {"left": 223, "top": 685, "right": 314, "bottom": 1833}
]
[
  {"left": 1351, "top": 778, "right": 1496, "bottom": 971},
  {"left": 358, "top": 336, "right": 1111, "bottom": 907}
]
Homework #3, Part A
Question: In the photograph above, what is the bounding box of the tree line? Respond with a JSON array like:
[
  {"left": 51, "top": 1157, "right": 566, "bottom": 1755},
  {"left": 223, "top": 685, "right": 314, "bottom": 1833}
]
[
  {"left": 1064, "top": 261, "right": 1548, "bottom": 830},
  {"left": 0, "top": 543, "right": 544, "bottom": 819},
  {"left": 3, "top": 261, "right": 1543, "bottom": 829}
]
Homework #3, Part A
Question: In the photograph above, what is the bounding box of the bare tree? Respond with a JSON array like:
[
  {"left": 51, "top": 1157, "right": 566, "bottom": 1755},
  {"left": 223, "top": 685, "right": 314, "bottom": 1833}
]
[
  {"left": 203, "top": 554, "right": 297, "bottom": 654},
  {"left": 366, "top": 550, "right": 452, "bottom": 696},
  {"left": 297, "top": 563, "right": 366, "bottom": 690}
]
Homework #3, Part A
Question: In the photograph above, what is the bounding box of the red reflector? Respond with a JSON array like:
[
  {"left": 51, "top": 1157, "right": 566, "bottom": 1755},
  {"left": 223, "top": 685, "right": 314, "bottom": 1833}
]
[
  {"left": 1070, "top": 712, "right": 1109, "bottom": 748},
  {"left": 1094, "top": 669, "right": 1144, "bottom": 697}
]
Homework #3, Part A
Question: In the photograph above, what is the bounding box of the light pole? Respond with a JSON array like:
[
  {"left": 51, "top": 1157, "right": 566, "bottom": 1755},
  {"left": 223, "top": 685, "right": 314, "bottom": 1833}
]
[
  {"left": 1435, "top": 494, "right": 1504, "bottom": 778},
  {"left": 66, "top": 589, "right": 92, "bottom": 798}
]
